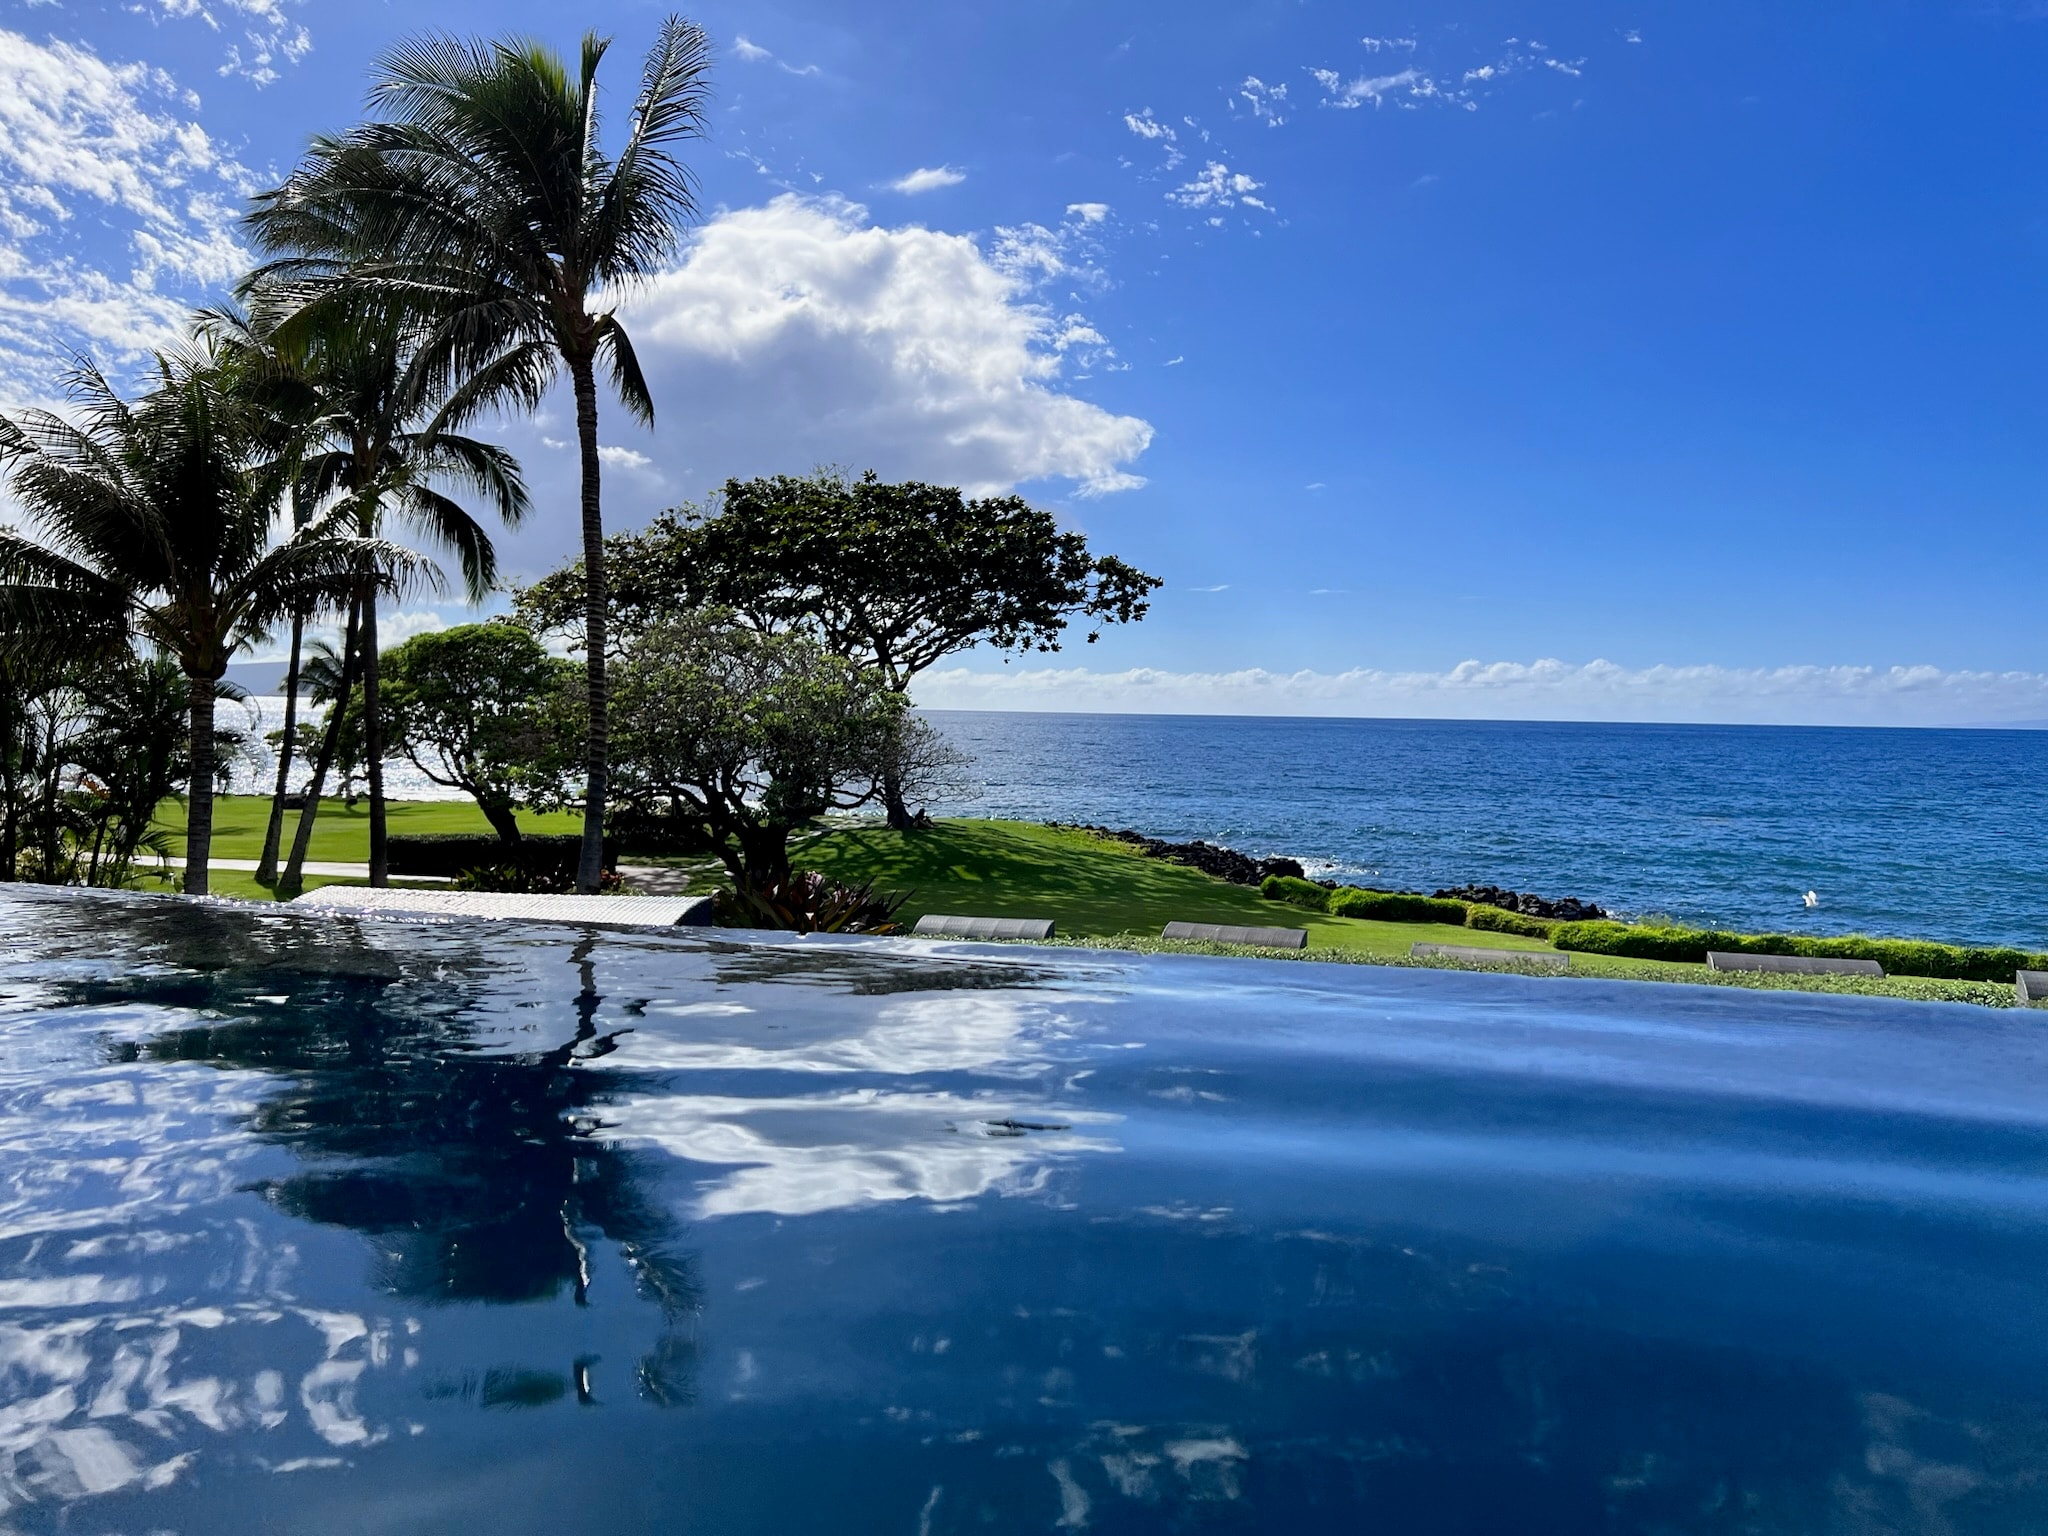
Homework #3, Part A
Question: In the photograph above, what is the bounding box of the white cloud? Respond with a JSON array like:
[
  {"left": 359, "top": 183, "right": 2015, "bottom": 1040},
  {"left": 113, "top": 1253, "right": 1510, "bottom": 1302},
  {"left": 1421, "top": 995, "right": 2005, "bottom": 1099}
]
[
  {"left": 1065, "top": 201, "right": 1110, "bottom": 223},
  {"left": 911, "top": 659, "right": 2048, "bottom": 728},
  {"left": 1360, "top": 35, "right": 1419, "bottom": 52},
  {"left": 1234, "top": 75, "right": 1287, "bottom": 125},
  {"left": 1122, "top": 108, "right": 1183, "bottom": 168},
  {"left": 141, "top": 0, "right": 310, "bottom": 86},
  {"left": 890, "top": 165, "right": 966, "bottom": 195},
  {"left": 0, "top": 30, "right": 254, "bottom": 404},
  {"left": 1310, "top": 34, "right": 1590, "bottom": 114},
  {"left": 1314, "top": 65, "right": 1438, "bottom": 110},
  {"left": 1168, "top": 161, "right": 1269, "bottom": 212},
  {"left": 613, "top": 195, "right": 1152, "bottom": 497},
  {"left": 596, "top": 445, "right": 655, "bottom": 472},
  {"left": 727, "top": 34, "right": 819, "bottom": 77}
]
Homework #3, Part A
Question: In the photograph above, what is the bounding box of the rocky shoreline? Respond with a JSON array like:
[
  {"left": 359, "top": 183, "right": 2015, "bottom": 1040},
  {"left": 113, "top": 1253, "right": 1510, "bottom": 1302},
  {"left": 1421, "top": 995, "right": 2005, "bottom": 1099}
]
[{"left": 1054, "top": 822, "right": 1608, "bottom": 922}]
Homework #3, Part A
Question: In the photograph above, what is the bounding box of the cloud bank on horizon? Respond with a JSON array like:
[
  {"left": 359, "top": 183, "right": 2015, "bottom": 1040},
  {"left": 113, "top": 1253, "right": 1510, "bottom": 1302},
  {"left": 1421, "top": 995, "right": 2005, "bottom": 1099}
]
[{"left": 914, "top": 660, "right": 2048, "bottom": 729}]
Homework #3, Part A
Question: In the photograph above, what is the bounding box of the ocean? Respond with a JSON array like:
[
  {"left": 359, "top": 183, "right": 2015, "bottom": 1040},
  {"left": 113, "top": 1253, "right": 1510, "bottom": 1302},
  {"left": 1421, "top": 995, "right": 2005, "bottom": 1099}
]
[
  {"left": 924, "top": 712, "right": 2048, "bottom": 951},
  {"left": 221, "top": 700, "right": 2048, "bottom": 950}
]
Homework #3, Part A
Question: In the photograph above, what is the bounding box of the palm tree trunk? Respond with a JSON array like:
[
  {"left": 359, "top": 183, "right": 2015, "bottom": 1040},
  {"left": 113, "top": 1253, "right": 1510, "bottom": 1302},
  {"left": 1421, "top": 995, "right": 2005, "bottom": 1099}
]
[
  {"left": 571, "top": 355, "right": 609, "bottom": 895},
  {"left": 279, "top": 598, "right": 361, "bottom": 899},
  {"left": 362, "top": 585, "right": 388, "bottom": 887},
  {"left": 255, "top": 608, "right": 306, "bottom": 885},
  {"left": 184, "top": 676, "right": 217, "bottom": 897}
]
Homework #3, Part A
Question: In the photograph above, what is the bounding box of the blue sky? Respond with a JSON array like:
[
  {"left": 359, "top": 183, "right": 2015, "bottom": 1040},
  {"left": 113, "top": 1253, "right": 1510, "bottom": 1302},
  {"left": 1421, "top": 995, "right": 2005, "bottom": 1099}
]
[{"left": 4, "top": 0, "right": 2048, "bottom": 723}]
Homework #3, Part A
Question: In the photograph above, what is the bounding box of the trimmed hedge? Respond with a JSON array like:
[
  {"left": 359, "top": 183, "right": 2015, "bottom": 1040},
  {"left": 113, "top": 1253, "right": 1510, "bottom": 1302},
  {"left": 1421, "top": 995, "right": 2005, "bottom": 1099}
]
[
  {"left": 1548, "top": 920, "right": 2048, "bottom": 983},
  {"left": 1259, "top": 875, "right": 1469, "bottom": 925},
  {"left": 1327, "top": 888, "right": 1470, "bottom": 924},
  {"left": 1260, "top": 874, "right": 1331, "bottom": 912},
  {"left": 1466, "top": 905, "right": 1556, "bottom": 939},
  {"left": 387, "top": 833, "right": 607, "bottom": 880}
]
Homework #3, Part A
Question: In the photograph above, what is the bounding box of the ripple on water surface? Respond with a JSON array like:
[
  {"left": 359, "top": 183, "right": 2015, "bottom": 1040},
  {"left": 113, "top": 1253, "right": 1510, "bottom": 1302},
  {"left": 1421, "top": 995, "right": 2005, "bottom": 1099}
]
[{"left": 2, "top": 885, "right": 2047, "bottom": 1533}]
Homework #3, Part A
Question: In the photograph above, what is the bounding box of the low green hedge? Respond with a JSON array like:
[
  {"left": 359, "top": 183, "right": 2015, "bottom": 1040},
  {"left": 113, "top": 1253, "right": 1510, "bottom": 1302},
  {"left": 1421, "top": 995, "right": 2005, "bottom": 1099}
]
[
  {"left": 1466, "top": 905, "right": 1556, "bottom": 939},
  {"left": 1327, "top": 887, "right": 1470, "bottom": 924},
  {"left": 388, "top": 832, "right": 606, "bottom": 880},
  {"left": 1549, "top": 920, "right": 2048, "bottom": 983},
  {"left": 1260, "top": 875, "right": 1331, "bottom": 912},
  {"left": 1259, "top": 875, "right": 1468, "bottom": 925}
]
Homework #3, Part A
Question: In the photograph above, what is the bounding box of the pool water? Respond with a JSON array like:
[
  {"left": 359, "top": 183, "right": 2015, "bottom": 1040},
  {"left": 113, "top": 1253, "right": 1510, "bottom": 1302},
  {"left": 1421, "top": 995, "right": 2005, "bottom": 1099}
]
[{"left": 2, "top": 886, "right": 2046, "bottom": 1533}]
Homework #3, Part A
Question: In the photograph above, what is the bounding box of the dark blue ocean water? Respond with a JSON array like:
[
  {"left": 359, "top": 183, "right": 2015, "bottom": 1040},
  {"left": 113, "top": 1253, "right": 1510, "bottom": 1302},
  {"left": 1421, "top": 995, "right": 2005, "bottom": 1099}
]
[{"left": 925, "top": 713, "right": 2048, "bottom": 950}]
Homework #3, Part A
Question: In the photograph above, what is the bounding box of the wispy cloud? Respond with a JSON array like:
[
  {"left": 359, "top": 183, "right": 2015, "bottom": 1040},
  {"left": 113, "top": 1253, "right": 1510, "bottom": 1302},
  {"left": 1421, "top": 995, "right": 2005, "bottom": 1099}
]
[
  {"left": 1186, "top": 584, "right": 1229, "bottom": 593},
  {"left": 0, "top": 29, "right": 254, "bottom": 403},
  {"left": 140, "top": 0, "right": 310, "bottom": 86},
  {"left": 729, "top": 34, "right": 819, "bottom": 76},
  {"left": 1233, "top": 75, "right": 1287, "bottom": 126},
  {"left": 1311, "top": 34, "right": 1590, "bottom": 114},
  {"left": 890, "top": 165, "right": 966, "bottom": 194},
  {"left": 1122, "top": 107, "right": 1183, "bottom": 169},
  {"left": 913, "top": 659, "right": 2048, "bottom": 727}
]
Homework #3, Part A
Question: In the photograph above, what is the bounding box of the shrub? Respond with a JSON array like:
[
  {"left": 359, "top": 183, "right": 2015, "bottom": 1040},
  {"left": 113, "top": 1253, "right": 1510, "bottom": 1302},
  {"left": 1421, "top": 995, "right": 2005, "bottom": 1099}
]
[
  {"left": 1548, "top": 920, "right": 2048, "bottom": 982},
  {"left": 718, "top": 872, "right": 910, "bottom": 934},
  {"left": 388, "top": 833, "right": 602, "bottom": 880},
  {"left": 454, "top": 863, "right": 626, "bottom": 895},
  {"left": 1325, "top": 888, "right": 1469, "bottom": 924},
  {"left": 1466, "top": 905, "right": 1556, "bottom": 938},
  {"left": 1260, "top": 874, "right": 1331, "bottom": 912}
]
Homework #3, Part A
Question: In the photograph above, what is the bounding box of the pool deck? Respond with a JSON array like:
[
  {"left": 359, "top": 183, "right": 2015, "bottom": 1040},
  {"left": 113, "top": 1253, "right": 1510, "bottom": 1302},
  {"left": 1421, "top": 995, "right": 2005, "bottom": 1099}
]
[{"left": 290, "top": 886, "right": 715, "bottom": 929}]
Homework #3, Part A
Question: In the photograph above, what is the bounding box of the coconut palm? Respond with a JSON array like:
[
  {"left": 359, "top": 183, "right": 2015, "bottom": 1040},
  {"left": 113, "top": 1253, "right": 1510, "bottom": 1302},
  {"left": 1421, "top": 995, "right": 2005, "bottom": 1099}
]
[
  {"left": 245, "top": 17, "right": 712, "bottom": 892},
  {"left": 203, "top": 302, "right": 529, "bottom": 889},
  {"left": 0, "top": 354, "right": 406, "bottom": 895}
]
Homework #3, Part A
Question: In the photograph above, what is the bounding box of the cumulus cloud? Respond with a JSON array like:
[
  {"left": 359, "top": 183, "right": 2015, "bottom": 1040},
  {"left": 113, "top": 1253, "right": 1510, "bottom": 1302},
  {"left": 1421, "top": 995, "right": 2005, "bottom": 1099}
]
[
  {"left": 911, "top": 659, "right": 2048, "bottom": 728},
  {"left": 597, "top": 445, "right": 655, "bottom": 472},
  {"left": 1065, "top": 201, "right": 1110, "bottom": 223},
  {"left": 1233, "top": 76, "right": 1287, "bottom": 125},
  {"left": 889, "top": 164, "right": 966, "bottom": 194},
  {"left": 610, "top": 195, "right": 1152, "bottom": 498},
  {"left": 0, "top": 30, "right": 254, "bottom": 404}
]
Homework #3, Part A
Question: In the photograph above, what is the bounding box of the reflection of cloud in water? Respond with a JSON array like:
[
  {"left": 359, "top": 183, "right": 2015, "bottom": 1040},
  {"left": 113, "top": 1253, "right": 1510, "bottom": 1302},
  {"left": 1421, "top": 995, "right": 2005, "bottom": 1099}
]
[
  {"left": 607, "top": 1087, "right": 1118, "bottom": 1218},
  {"left": 0, "top": 1299, "right": 407, "bottom": 1511},
  {"left": 617, "top": 992, "right": 1105, "bottom": 1079}
]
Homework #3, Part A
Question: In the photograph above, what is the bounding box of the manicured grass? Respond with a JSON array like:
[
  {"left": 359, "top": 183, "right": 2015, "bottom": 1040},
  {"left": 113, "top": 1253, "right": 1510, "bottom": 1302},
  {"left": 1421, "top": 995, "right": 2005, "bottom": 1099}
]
[
  {"left": 154, "top": 795, "right": 579, "bottom": 866},
  {"left": 801, "top": 819, "right": 1554, "bottom": 959}
]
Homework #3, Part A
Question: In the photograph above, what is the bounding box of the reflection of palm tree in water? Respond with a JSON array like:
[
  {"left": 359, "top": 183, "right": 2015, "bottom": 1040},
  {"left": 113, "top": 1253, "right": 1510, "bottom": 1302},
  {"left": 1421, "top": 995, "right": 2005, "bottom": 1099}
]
[{"left": 103, "top": 919, "right": 700, "bottom": 1404}]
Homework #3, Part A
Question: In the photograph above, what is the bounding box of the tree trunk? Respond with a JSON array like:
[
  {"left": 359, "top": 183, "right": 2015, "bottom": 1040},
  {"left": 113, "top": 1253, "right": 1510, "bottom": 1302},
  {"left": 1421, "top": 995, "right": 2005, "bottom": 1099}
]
[
  {"left": 278, "top": 598, "right": 361, "bottom": 899},
  {"left": 184, "top": 676, "right": 216, "bottom": 897},
  {"left": 255, "top": 608, "right": 306, "bottom": 886},
  {"left": 881, "top": 771, "right": 917, "bottom": 831},
  {"left": 480, "top": 796, "right": 523, "bottom": 846},
  {"left": 570, "top": 355, "right": 609, "bottom": 895},
  {"left": 362, "top": 585, "right": 387, "bottom": 887}
]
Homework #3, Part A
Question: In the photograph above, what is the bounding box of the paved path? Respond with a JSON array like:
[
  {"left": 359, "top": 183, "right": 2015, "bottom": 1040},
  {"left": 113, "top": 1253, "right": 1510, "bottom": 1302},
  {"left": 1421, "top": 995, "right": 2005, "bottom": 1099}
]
[{"left": 165, "top": 857, "right": 450, "bottom": 881}]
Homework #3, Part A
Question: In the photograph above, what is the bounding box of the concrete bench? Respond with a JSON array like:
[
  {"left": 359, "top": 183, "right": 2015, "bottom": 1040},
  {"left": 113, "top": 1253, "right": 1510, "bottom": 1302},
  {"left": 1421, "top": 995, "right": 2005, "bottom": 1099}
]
[
  {"left": 2017, "top": 970, "right": 2048, "bottom": 1005},
  {"left": 1162, "top": 922, "right": 1308, "bottom": 950},
  {"left": 912, "top": 914, "right": 1056, "bottom": 941},
  {"left": 1412, "top": 942, "right": 1568, "bottom": 970},
  {"left": 292, "top": 887, "right": 714, "bottom": 930},
  {"left": 1706, "top": 951, "right": 1883, "bottom": 977}
]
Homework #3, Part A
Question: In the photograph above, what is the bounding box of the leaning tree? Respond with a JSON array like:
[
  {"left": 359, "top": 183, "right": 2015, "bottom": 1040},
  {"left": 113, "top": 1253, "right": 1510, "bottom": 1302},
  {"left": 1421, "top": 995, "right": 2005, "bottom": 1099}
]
[
  {"left": 0, "top": 354, "right": 401, "bottom": 894},
  {"left": 246, "top": 18, "right": 713, "bottom": 893}
]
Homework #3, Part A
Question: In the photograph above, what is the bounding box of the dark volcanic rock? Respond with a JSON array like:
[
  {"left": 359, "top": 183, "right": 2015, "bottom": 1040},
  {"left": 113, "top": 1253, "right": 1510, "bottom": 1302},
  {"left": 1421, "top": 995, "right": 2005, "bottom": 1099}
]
[
  {"left": 1055, "top": 824, "right": 1295, "bottom": 887},
  {"left": 1433, "top": 884, "right": 1608, "bottom": 922}
]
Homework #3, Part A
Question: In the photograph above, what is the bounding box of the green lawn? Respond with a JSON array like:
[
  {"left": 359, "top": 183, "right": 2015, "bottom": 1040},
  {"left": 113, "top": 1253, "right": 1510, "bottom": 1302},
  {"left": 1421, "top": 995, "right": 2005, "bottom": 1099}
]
[{"left": 154, "top": 795, "right": 580, "bottom": 866}]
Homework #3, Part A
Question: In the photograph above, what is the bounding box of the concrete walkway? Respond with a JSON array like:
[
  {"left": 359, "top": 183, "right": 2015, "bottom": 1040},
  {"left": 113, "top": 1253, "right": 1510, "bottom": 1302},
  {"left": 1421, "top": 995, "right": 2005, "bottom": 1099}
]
[{"left": 166, "top": 857, "right": 449, "bottom": 880}]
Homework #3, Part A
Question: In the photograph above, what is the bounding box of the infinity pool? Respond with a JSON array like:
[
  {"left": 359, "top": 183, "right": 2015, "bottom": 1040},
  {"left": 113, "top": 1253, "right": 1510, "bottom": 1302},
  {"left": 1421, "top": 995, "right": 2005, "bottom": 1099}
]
[{"left": 2, "top": 886, "right": 2046, "bottom": 1533}]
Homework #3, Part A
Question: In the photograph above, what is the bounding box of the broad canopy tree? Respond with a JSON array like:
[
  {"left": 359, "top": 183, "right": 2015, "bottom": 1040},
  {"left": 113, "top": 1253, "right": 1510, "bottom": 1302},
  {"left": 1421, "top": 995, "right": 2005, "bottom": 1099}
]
[
  {"left": 381, "top": 622, "right": 582, "bottom": 845},
  {"left": 519, "top": 468, "right": 1161, "bottom": 825}
]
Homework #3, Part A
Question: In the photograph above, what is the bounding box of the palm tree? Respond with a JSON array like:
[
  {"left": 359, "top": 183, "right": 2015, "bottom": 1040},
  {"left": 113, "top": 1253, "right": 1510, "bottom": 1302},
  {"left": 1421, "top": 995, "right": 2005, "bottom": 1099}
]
[
  {"left": 245, "top": 18, "right": 712, "bottom": 892},
  {"left": 205, "top": 302, "right": 529, "bottom": 887},
  {"left": 0, "top": 354, "right": 399, "bottom": 895}
]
